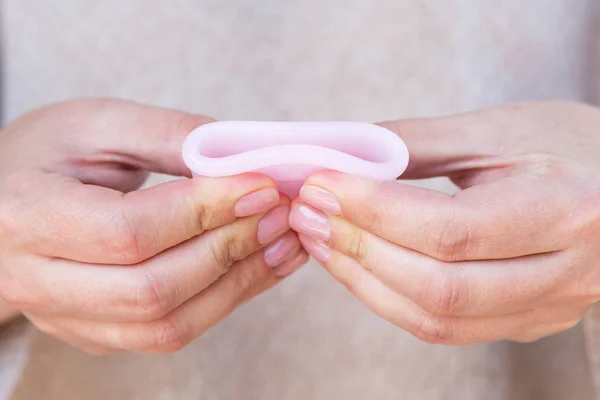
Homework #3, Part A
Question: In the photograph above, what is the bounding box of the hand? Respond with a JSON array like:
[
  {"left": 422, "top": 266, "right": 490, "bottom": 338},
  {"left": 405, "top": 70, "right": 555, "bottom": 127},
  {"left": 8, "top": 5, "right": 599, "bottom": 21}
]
[
  {"left": 291, "top": 101, "right": 600, "bottom": 345},
  {"left": 0, "top": 99, "right": 306, "bottom": 354}
]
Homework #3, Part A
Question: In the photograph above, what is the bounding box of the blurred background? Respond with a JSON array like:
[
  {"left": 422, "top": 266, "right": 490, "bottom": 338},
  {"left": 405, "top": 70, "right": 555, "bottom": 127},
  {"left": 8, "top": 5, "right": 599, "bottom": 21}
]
[{"left": 1, "top": 1, "right": 599, "bottom": 399}]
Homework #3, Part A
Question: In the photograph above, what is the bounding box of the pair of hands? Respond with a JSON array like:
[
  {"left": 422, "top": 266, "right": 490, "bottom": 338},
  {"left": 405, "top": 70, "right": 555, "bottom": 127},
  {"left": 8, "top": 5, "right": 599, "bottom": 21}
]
[{"left": 1, "top": 99, "right": 599, "bottom": 354}]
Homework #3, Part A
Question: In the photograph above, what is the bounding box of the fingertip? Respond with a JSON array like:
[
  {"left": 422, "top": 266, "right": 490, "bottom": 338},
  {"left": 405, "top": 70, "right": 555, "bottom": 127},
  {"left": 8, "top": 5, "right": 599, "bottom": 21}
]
[
  {"left": 188, "top": 173, "right": 280, "bottom": 219},
  {"left": 298, "top": 185, "right": 342, "bottom": 215},
  {"left": 289, "top": 202, "right": 331, "bottom": 242},
  {"left": 274, "top": 249, "right": 309, "bottom": 277},
  {"left": 263, "top": 231, "right": 301, "bottom": 268},
  {"left": 234, "top": 187, "right": 281, "bottom": 218},
  {"left": 239, "top": 171, "right": 279, "bottom": 187},
  {"left": 257, "top": 205, "right": 291, "bottom": 245},
  {"left": 279, "top": 191, "right": 292, "bottom": 204},
  {"left": 298, "top": 233, "right": 331, "bottom": 264},
  {"left": 303, "top": 170, "right": 347, "bottom": 189},
  {"left": 191, "top": 172, "right": 278, "bottom": 194},
  {"left": 288, "top": 201, "right": 302, "bottom": 228},
  {"left": 302, "top": 171, "right": 380, "bottom": 208}
]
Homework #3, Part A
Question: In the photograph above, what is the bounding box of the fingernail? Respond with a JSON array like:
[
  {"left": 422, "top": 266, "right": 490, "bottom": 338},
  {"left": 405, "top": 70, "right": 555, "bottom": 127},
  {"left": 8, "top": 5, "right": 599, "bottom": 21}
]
[
  {"left": 274, "top": 251, "right": 309, "bottom": 277},
  {"left": 289, "top": 204, "right": 330, "bottom": 241},
  {"left": 264, "top": 234, "right": 300, "bottom": 268},
  {"left": 234, "top": 188, "right": 280, "bottom": 217},
  {"left": 257, "top": 205, "right": 290, "bottom": 245},
  {"left": 299, "top": 186, "right": 341, "bottom": 215},
  {"left": 299, "top": 234, "right": 331, "bottom": 263}
]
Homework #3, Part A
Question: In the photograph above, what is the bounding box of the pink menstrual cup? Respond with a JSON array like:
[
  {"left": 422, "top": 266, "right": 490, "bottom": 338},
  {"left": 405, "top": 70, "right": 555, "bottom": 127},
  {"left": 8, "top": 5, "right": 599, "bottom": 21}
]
[{"left": 182, "top": 121, "right": 409, "bottom": 197}]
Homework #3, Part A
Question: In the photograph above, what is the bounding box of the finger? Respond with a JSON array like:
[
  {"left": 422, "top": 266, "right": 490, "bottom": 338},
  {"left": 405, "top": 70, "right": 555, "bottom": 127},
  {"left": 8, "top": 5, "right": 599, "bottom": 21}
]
[
  {"left": 507, "top": 320, "right": 583, "bottom": 343},
  {"left": 36, "top": 240, "right": 303, "bottom": 353},
  {"left": 4, "top": 199, "right": 295, "bottom": 321},
  {"left": 25, "top": 245, "right": 308, "bottom": 354},
  {"left": 292, "top": 203, "right": 570, "bottom": 316},
  {"left": 29, "top": 98, "right": 212, "bottom": 177},
  {"left": 267, "top": 248, "right": 309, "bottom": 279},
  {"left": 16, "top": 172, "right": 281, "bottom": 264},
  {"left": 298, "top": 172, "right": 569, "bottom": 261},
  {"left": 300, "top": 239, "right": 582, "bottom": 345},
  {"left": 377, "top": 102, "right": 598, "bottom": 180},
  {"left": 376, "top": 110, "right": 507, "bottom": 180},
  {"left": 26, "top": 314, "right": 120, "bottom": 356}
]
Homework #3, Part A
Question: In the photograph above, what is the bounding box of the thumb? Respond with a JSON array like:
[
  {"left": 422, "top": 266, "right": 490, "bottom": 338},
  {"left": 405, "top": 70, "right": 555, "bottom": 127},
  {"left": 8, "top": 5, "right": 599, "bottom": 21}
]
[
  {"left": 378, "top": 107, "right": 507, "bottom": 180},
  {"left": 22, "top": 172, "right": 282, "bottom": 264},
  {"left": 35, "top": 98, "right": 212, "bottom": 177},
  {"left": 296, "top": 170, "right": 564, "bottom": 262}
]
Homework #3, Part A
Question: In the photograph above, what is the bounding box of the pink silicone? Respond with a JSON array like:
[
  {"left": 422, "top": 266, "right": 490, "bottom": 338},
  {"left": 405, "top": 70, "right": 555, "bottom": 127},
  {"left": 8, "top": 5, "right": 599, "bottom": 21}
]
[{"left": 182, "top": 121, "right": 409, "bottom": 197}]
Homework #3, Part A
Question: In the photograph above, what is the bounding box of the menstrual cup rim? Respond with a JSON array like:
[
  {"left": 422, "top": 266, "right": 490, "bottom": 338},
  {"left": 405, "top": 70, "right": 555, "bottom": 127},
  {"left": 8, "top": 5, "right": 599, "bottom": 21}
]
[{"left": 181, "top": 121, "right": 409, "bottom": 180}]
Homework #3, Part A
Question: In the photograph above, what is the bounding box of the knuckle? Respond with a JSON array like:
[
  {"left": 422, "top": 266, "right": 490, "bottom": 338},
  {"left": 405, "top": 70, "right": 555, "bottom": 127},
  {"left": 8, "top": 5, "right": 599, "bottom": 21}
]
[
  {"left": 205, "top": 236, "right": 234, "bottom": 275},
  {"left": 188, "top": 196, "right": 210, "bottom": 234},
  {"left": 353, "top": 183, "right": 386, "bottom": 232},
  {"left": 360, "top": 207, "right": 383, "bottom": 233},
  {"left": 230, "top": 259, "right": 266, "bottom": 299},
  {"left": 206, "top": 231, "right": 251, "bottom": 275},
  {"left": 420, "top": 269, "right": 468, "bottom": 316},
  {"left": 130, "top": 273, "right": 171, "bottom": 321},
  {"left": 344, "top": 230, "right": 370, "bottom": 266},
  {"left": 104, "top": 209, "right": 143, "bottom": 264},
  {"left": 148, "top": 316, "right": 190, "bottom": 353},
  {"left": 188, "top": 178, "right": 233, "bottom": 233},
  {"left": 410, "top": 313, "right": 454, "bottom": 344},
  {"left": 433, "top": 214, "right": 471, "bottom": 261}
]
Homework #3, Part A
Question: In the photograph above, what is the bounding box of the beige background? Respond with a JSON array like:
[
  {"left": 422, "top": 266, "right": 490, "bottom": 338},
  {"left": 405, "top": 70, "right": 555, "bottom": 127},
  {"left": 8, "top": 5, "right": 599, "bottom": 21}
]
[{"left": 1, "top": 1, "right": 600, "bottom": 399}]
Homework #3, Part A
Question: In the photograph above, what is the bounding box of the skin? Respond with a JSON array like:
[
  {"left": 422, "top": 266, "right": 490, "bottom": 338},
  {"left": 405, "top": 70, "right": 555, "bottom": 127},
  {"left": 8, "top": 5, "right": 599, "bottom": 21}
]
[
  {"left": 291, "top": 101, "right": 600, "bottom": 345},
  {"left": 2, "top": 99, "right": 597, "bottom": 351},
  {"left": 0, "top": 99, "right": 307, "bottom": 355}
]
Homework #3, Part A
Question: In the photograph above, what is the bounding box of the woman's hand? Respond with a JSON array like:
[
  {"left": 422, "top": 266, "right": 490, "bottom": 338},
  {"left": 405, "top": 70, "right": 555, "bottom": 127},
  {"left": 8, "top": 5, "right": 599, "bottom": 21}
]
[
  {"left": 0, "top": 99, "right": 306, "bottom": 354},
  {"left": 291, "top": 101, "right": 600, "bottom": 345}
]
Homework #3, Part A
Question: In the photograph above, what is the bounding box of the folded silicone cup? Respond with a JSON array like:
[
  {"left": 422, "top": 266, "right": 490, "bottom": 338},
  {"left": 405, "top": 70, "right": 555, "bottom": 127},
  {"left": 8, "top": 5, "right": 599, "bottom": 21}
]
[{"left": 182, "top": 121, "right": 409, "bottom": 197}]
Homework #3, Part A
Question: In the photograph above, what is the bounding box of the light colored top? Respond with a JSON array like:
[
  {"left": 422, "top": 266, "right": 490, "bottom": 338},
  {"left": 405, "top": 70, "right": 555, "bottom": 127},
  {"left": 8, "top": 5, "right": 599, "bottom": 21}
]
[{"left": 2, "top": 1, "right": 600, "bottom": 399}]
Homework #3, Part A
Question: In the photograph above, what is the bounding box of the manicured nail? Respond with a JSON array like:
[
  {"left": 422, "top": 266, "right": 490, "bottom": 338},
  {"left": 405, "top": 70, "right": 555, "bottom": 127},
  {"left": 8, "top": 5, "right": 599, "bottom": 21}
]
[
  {"left": 289, "top": 204, "right": 330, "bottom": 241},
  {"left": 234, "top": 188, "right": 280, "bottom": 217},
  {"left": 257, "top": 205, "right": 290, "bottom": 245},
  {"left": 264, "top": 234, "right": 300, "bottom": 268},
  {"left": 299, "top": 186, "right": 341, "bottom": 215},
  {"left": 299, "top": 234, "right": 331, "bottom": 263},
  {"left": 274, "top": 251, "right": 309, "bottom": 277}
]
